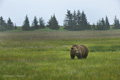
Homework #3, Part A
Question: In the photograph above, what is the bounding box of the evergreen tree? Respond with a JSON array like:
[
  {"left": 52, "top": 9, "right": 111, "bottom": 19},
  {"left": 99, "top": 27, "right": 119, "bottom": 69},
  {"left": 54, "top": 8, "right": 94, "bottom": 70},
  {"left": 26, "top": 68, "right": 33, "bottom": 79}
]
[
  {"left": 32, "top": 16, "right": 39, "bottom": 29},
  {"left": 96, "top": 18, "right": 106, "bottom": 30},
  {"left": 7, "top": 18, "right": 14, "bottom": 30},
  {"left": 0, "top": 16, "right": 7, "bottom": 31},
  {"left": 101, "top": 18, "right": 106, "bottom": 30},
  {"left": 95, "top": 17, "right": 110, "bottom": 30},
  {"left": 96, "top": 20, "right": 102, "bottom": 30},
  {"left": 77, "top": 10, "right": 82, "bottom": 30},
  {"left": 48, "top": 15, "right": 59, "bottom": 30},
  {"left": 72, "top": 10, "right": 77, "bottom": 30},
  {"left": 64, "top": 10, "right": 73, "bottom": 30},
  {"left": 22, "top": 15, "right": 30, "bottom": 31},
  {"left": 39, "top": 17, "right": 45, "bottom": 29},
  {"left": 14, "top": 24, "right": 17, "bottom": 30},
  {"left": 91, "top": 23, "right": 96, "bottom": 30},
  {"left": 105, "top": 16, "right": 110, "bottom": 30},
  {"left": 113, "top": 16, "right": 120, "bottom": 29},
  {"left": 81, "top": 11, "right": 89, "bottom": 30},
  {"left": 79, "top": 11, "right": 90, "bottom": 30},
  {"left": 0, "top": 16, "right": 4, "bottom": 27}
]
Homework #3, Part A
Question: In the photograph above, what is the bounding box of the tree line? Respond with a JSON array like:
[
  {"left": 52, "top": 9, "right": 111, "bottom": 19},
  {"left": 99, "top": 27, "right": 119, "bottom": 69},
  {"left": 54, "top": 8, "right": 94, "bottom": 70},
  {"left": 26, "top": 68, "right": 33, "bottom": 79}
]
[
  {"left": 64, "top": 10, "right": 90, "bottom": 30},
  {"left": 22, "top": 14, "right": 59, "bottom": 31},
  {"left": 92, "top": 16, "right": 110, "bottom": 30},
  {"left": 0, "top": 16, "right": 17, "bottom": 31},
  {"left": 0, "top": 10, "right": 120, "bottom": 31}
]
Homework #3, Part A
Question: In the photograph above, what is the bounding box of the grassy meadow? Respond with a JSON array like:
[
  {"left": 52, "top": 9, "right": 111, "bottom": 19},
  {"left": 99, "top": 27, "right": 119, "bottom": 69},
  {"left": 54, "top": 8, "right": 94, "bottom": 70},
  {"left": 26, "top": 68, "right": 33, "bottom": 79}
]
[{"left": 0, "top": 30, "right": 120, "bottom": 80}]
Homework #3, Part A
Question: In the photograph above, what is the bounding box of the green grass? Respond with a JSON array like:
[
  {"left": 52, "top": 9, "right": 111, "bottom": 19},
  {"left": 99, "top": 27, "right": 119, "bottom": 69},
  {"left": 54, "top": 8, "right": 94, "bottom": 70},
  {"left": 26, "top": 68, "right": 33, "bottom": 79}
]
[
  {"left": 0, "top": 30, "right": 120, "bottom": 80},
  {"left": 4, "top": 26, "right": 67, "bottom": 32}
]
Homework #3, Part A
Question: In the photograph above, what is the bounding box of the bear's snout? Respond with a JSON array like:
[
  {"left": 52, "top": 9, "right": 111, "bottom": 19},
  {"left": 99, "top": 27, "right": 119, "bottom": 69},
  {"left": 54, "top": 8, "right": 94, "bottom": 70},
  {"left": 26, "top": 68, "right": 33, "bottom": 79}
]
[{"left": 75, "top": 50, "right": 79, "bottom": 55}]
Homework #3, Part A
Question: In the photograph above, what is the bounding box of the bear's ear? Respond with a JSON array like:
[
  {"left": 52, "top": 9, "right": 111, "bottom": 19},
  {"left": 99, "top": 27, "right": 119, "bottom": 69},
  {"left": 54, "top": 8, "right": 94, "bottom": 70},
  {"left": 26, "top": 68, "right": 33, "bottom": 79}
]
[{"left": 71, "top": 47, "right": 73, "bottom": 50}]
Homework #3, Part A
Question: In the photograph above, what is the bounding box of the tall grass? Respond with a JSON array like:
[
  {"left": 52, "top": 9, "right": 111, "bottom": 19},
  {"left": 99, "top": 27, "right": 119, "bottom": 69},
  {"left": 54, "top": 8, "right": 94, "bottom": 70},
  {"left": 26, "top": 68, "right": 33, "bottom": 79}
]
[{"left": 0, "top": 30, "right": 120, "bottom": 80}]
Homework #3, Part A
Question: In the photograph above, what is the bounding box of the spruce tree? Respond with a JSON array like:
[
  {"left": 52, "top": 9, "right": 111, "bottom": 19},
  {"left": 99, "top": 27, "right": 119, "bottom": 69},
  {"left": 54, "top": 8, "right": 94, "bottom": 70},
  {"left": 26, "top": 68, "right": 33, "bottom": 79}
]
[
  {"left": 96, "top": 20, "right": 102, "bottom": 30},
  {"left": 96, "top": 20, "right": 101, "bottom": 30},
  {"left": 0, "top": 16, "right": 4, "bottom": 27},
  {"left": 22, "top": 15, "right": 30, "bottom": 31},
  {"left": 77, "top": 10, "right": 81, "bottom": 30},
  {"left": 101, "top": 18, "right": 105, "bottom": 30},
  {"left": 96, "top": 18, "right": 106, "bottom": 30},
  {"left": 48, "top": 15, "right": 59, "bottom": 30},
  {"left": 14, "top": 24, "right": 17, "bottom": 30},
  {"left": 7, "top": 18, "right": 14, "bottom": 30},
  {"left": 113, "top": 16, "right": 120, "bottom": 29},
  {"left": 32, "top": 16, "right": 39, "bottom": 29},
  {"left": 92, "top": 23, "right": 96, "bottom": 30},
  {"left": 105, "top": 16, "right": 110, "bottom": 30},
  {"left": 0, "top": 16, "right": 7, "bottom": 31},
  {"left": 72, "top": 10, "right": 78, "bottom": 30},
  {"left": 39, "top": 17, "right": 45, "bottom": 29},
  {"left": 81, "top": 11, "right": 89, "bottom": 30},
  {"left": 96, "top": 17, "right": 111, "bottom": 30},
  {"left": 64, "top": 10, "right": 73, "bottom": 30}
]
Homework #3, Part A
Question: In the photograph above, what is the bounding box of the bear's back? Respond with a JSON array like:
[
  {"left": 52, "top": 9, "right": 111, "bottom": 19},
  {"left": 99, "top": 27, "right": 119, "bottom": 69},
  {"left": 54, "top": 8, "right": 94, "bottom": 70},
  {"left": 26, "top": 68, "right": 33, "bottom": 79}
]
[{"left": 79, "top": 45, "right": 88, "bottom": 58}]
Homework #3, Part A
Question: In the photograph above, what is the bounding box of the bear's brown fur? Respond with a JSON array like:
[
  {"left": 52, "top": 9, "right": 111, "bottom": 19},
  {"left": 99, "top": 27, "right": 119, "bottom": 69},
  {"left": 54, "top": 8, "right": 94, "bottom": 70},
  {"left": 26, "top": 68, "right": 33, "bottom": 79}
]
[{"left": 70, "top": 45, "right": 88, "bottom": 59}]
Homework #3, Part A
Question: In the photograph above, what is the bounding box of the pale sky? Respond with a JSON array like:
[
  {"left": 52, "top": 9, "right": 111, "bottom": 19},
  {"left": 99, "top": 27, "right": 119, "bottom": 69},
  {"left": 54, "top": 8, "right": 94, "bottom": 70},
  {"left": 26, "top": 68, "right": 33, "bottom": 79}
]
[{"left": 0, "top": 0, "right": 120, "bottom": 26}]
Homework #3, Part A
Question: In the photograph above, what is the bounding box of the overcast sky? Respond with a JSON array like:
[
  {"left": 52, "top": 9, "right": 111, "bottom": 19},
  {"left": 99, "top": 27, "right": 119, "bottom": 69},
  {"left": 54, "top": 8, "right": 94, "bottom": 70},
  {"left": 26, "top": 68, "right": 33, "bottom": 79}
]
[{"left": 0, "top": 0, "right": 120, "bottom": 26}]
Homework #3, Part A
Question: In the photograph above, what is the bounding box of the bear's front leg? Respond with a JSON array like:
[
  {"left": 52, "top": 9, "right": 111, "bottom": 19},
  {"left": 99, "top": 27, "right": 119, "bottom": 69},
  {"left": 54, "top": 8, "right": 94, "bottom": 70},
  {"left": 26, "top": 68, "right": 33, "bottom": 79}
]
[
  {"left": 77, "top": 54, "right": 82, "bottom": 59},
  {"left": 70, "top": 54, "right": 75, "bottom": 59}
]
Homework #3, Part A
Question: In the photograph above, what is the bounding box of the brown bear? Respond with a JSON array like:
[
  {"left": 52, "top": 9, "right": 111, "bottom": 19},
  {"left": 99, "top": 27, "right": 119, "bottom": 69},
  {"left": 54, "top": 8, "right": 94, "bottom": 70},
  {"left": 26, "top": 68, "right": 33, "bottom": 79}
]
[{"left": 70, "top": 44, "right": 88, "bottom": 59}]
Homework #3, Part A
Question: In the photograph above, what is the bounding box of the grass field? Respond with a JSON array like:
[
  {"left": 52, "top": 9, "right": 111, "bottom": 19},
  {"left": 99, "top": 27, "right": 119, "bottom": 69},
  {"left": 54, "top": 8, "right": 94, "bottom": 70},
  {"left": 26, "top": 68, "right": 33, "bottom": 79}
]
[{"left": 0, "top": 30, "right": 120, "bottom": 80}]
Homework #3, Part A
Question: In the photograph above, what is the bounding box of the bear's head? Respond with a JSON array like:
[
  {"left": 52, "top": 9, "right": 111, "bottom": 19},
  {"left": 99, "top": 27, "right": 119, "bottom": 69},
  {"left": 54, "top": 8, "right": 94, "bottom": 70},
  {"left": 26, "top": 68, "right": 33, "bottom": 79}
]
[{"left": 71, "top": 45, "right": 79, "bottom": 56}]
